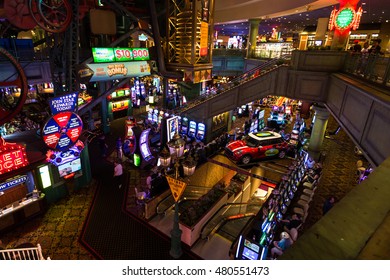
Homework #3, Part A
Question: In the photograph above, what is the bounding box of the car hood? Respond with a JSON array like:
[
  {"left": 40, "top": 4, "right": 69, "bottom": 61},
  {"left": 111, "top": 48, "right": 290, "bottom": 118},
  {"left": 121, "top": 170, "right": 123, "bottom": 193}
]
[{"left": 226, "top": 140, "right": 248, "bottom": 152}]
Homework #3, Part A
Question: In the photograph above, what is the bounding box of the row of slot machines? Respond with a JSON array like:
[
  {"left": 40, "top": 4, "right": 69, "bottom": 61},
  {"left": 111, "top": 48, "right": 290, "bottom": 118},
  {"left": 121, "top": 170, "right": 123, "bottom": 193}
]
[
  {"left": 235, "top": 151, "right": 308, "bottom": 260},
  {"left": 147, "top": 109, "right": 206, "bottom": 141}
]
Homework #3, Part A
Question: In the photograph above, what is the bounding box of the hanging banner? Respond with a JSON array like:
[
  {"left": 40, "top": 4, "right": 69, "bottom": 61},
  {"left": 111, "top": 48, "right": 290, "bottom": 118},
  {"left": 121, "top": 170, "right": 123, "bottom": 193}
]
[
  {"left": 166, "top": 176, "right": 187, "bottom": 202},
  {"left": 200, "top": 22, "right": 209, "bottom": 56},
  {"left": 87, "top": 61, "right": 151, "bottom": 82}
]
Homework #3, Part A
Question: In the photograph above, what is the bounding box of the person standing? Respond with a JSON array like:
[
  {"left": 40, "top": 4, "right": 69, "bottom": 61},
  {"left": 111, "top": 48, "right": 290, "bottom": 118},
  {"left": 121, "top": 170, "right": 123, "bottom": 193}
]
[
  {"left": 116, "top": 137, "right": 123, "bottom": 160},
  {"left": 114, "top": 159, "right": 123, "bottom": 189},
  {"left": 323, "top": 196, "right": 335, "bottom": 215}
]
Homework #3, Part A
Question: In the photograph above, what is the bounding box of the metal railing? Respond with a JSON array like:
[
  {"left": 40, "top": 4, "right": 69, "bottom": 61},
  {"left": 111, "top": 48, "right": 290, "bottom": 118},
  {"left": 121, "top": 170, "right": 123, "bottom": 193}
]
[
  {"left": 0, "top": 243, "right": 49, "bottom": 260},
  {"left": 174, "top": 55, "right": 291, "bottom": 114},
  {"left": 343, "top": 52, "right": 390, "bottom": 88}
]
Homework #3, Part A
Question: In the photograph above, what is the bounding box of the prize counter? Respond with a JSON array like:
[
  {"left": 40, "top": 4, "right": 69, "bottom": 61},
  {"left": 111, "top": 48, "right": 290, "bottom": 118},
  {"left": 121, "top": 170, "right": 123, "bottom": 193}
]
[{"left": 0, "top": 192, "right": 46, "bottom": 232}]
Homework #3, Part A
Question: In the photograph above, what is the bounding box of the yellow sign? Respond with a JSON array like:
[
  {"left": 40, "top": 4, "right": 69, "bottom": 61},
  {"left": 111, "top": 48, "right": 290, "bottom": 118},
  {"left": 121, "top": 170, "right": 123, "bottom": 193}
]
[
  {"left": 166, "top": 176, "right": 187, "bottom": 202},
  {"left": 200, "top": 22, "right": 209, "bottom": 56}
]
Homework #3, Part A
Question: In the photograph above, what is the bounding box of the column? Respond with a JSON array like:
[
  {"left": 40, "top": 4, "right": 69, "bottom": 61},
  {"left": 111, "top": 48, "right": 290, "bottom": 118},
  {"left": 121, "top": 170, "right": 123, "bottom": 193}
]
[
  {"left": 247, "top": 19, "right": 261, "bottom": 58},
  {"left": 308, "top": 105, "right": 330, "bottom": 161}
]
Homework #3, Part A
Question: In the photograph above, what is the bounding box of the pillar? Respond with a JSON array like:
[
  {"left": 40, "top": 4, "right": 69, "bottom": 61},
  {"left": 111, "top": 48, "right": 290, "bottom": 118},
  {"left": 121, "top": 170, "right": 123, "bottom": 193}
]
[
  {"left": 247, "top": 19, "right": 261, "bottom": 58},
  {"left": 308, "top": 105, "right": 330, "bottom": 161}
]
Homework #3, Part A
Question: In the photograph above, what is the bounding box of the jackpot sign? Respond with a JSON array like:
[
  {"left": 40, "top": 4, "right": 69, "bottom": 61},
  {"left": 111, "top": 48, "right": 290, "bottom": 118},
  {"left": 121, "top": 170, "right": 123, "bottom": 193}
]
[{"left": 0, "top": 138, "right": 29, "bottom": 175}]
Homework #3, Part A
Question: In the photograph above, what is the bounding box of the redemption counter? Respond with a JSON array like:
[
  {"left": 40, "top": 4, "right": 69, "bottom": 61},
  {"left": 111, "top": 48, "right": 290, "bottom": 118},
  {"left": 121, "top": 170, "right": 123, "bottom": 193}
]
[{"left": 0, "top": 188, "right": 46, "bottom": 232}]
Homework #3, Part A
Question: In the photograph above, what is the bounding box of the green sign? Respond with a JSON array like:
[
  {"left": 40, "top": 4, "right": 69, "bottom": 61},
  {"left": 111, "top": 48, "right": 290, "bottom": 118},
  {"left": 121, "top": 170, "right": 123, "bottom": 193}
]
[
  {"left": 335, "top": 8, "right": 354, "bottom": 29},
  {"left": 114, "top": 48, "right": 134, "bottom": 62},
  {"left": 92, "top": 47, "right": 149, "bottom": 63},
  {"left": 92, "top": 48, "right": 114, "bottom": 63},
  {"left": 132, "top": 48, "right": 150, "bottom": 61}
]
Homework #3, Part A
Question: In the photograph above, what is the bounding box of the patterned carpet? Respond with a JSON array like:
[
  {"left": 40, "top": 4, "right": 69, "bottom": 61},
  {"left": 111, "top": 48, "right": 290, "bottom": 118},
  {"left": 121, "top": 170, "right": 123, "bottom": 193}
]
[{"left": 0, "top": 111, "right": 368, "bottom": 259}]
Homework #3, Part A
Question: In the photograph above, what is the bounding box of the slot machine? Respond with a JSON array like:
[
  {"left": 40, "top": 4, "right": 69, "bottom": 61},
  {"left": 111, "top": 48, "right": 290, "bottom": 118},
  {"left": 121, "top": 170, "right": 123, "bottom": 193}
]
[
  {"left": 188, "top": 120, "right": 197, "bottom": 138},
  {"left": 235, "top": 236, "right": 267, "bottom": 260},
  {"left": 180, "top": 117, "right": 189, "bottom": 135},
  {"left": 147, "top": 108, "right": 153, "bottom": 122},
  {"left": 196, "top": 123, "right": 206, "bottom": 141},
  {"left": 152, "top": 109, "right": 159, "bottom": 123}
]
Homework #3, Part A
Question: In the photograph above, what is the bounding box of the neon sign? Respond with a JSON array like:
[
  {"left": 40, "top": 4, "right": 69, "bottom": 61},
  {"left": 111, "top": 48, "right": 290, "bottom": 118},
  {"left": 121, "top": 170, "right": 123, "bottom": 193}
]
[
  {"left": 0, "top": 138, "right": 29, "bottom": 175},
  {"left": 329, "top": 5, "right": 363, "bottom": 31}
]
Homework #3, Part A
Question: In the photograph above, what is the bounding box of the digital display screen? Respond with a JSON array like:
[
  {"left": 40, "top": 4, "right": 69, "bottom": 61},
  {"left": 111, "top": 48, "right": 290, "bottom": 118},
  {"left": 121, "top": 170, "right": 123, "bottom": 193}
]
[
  {"left": 58, "top": 158, "right": 81, "bottom": 177},
  {"left": 39, "top": 165, "right": 52, "bottom": 189},
  {"left": 167, "top": 116, "right": 180, "bottom": 142},
  {"left": 244, "top": 239, "right": 260, "bottom": 253},
  {"left": 242, "top": 247, "right": 259, "bottom": 260}
]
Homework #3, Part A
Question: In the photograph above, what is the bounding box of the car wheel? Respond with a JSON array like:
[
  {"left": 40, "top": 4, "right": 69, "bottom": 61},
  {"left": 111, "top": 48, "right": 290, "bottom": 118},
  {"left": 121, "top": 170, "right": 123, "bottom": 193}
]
[
  {"left": 279, "top": 150, "right": 286, "bottom": 158},
  {"left": 241, "top": 155, "right": 252, "bottom": 165}
]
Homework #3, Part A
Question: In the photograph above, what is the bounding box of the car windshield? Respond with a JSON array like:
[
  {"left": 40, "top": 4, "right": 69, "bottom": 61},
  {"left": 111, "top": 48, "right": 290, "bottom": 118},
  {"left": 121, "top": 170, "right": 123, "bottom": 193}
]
[{"left": 244, "top": 135, "right": 259, "bottom": 147}]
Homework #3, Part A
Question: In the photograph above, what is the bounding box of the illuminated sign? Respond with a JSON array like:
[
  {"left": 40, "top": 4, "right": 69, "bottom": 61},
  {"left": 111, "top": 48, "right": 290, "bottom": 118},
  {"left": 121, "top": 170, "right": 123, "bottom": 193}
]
[
  {"left": 112, "top": 99, "right": 129, "bottom": 112},
  {"left": 92, "top": 47, "right": 149, "bottom": 63},
  {"left": 0, "top": 138, "right": 29, "bottom": 175},
  {"left": 0, "top": 175, "right": 28, "bottom": 192},
  {"left": 42, "top": 112, "right": 83, "bottom": 151},
  {"left": 46, "top": 140, "right": 84, "bottom": 166},
  {"left": 92, "top": 47, "right": 114, "bottom": 63},
  {"left": 87, "top": 61, "right": 151, "bottom": 82},
  {"left": 131, "top": 48, "right": 150, "bottom": 61},
  {"left": 200, "top": 22, "right": 209, "bottom": 56},
  {"left": 49, "top": 92, "right": 79, "bottom": 114},
  {"left": 335, "top": 8, "right": 354, "bottom": 28},
  {"left": 38, "top": 165, "right": 52, "bottom": 189},
  {"left": 329, "top": 6, "right": 363, "bottom": 31}
]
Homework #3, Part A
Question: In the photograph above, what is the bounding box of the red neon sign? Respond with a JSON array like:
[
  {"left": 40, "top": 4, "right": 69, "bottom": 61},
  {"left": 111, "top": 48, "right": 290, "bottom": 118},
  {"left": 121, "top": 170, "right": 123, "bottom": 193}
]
[
  {"left": 328, "top": 0, "right": 363, "bottom": 35},
  {"left": 0, "top": 137, "right": 29, "bottom": 175}
]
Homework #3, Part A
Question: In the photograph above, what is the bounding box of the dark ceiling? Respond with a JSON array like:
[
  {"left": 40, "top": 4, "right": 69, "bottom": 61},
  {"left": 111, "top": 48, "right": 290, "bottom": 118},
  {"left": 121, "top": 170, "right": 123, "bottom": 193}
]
[{"left": 214, "top": 0, "right": 388, "bottom": 36}]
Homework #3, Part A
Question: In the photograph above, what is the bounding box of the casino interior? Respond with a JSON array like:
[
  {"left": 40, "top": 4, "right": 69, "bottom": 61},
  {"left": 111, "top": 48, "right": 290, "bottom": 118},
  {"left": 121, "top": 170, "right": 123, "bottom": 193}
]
[{"left": 0, "top": 0, "right": 390, "bottom": 260}]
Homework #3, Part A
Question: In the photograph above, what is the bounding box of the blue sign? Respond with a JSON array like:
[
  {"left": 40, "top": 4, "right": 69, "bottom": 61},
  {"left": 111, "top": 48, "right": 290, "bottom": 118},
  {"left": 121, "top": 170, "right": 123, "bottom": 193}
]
[
  {"left": 49, "top": 92, "right": 79, "bottom": 115},
  {"left": 0, "top": 175, "right": 28, "bottom": 192}
]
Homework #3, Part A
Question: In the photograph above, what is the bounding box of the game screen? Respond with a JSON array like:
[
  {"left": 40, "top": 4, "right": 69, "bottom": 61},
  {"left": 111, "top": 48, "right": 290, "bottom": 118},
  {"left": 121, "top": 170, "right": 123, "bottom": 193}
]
[
  {"left": 181, "top": 117, "right": 189, "bottom": 134},
  {"left": 196, "top": 123, "right": 205, "bottom": 140},
  {"left": 188, "top": 121, "right": 197, "bottom": 137},
  {"left": 58, "top": 158, "right": 81, "bottom": 177},
  {"left": 167, "top": 116, "right": 180, "bottom": 142}
]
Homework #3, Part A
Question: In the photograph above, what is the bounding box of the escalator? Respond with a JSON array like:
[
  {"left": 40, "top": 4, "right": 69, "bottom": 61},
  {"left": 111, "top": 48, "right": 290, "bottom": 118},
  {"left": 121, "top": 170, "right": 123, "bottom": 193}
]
[
  {"left": 200, "top": 202, "right": 261, "bottom": 242},
  {"left": 173, "top": 55, "right": 291, "bottom": 116},
  {"left": 156, "top": 185, "right": 212, "bottom": 215}
]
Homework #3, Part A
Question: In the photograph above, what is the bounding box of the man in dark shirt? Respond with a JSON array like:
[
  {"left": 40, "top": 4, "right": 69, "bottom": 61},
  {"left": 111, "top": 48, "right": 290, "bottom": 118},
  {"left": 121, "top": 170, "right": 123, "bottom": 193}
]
[{"left": 281, "top": 214, "right": 302, "bottom": 231}]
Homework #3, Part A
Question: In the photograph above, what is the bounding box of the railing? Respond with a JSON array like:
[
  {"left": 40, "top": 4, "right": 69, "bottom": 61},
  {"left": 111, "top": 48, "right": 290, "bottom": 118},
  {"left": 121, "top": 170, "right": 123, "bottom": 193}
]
[
  {"left": 174, "top": 55, "right": 291, "bottom": 114},
  {"left": 343, "top": 52, "right": 390, "bottom": 88},
  {"left": 0, "top": 243, "right": 49, "bottom": 260}
]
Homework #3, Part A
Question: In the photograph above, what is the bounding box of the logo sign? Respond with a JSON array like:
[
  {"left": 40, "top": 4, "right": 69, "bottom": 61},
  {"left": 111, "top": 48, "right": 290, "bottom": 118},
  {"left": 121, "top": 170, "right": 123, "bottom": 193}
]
[
  {"left": 92, "top": 47, "right": 115, "bottom": 63},
  {"left": 329, "top": 5, "right": 363, "bottom": 31},
  {"left": 49, "top": 92, "right": 79, "bottom": 115},
  {"left": 166, "top": 176, "right": 187, "bottom": 202},
  {"left": 46, "top": 140, "right": 84, "bottom": 166},
  {"left": 92, "top": 47, "right": 149, "bottom": 63},
  {"left": 42, "top": 112, "right": 83, "bottom": 151},
  {"left": 0, "top": 175, "right": 28, "bottom": 192},
  {"left": 0, "top": 138, "right": 29, "bottom": 175},
  {"left": 87, "top": 61, "right": 150, "bottom": 82}
]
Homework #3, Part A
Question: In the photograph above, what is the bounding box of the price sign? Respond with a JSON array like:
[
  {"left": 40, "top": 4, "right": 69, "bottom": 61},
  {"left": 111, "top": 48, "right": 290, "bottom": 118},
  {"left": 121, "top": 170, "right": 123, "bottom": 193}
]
[
  {"left": 132, "top": 48, "right": 150, "bottom": 61},
  {"left": 114, "top": 48, "right": 133, "bottom": 62}
]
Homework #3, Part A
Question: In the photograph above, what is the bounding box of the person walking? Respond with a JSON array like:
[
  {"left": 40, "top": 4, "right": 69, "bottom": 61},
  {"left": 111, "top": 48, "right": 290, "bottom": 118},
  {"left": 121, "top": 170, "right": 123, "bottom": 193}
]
[{"left": 113, "top": 159, "right": 123, "bottom": 189}]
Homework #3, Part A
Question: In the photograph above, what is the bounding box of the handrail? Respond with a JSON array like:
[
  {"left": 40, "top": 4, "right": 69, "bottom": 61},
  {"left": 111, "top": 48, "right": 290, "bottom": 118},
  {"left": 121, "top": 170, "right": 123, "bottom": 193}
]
[{"left": 173, "top": 55, "right": 291, "bottom": 114}]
